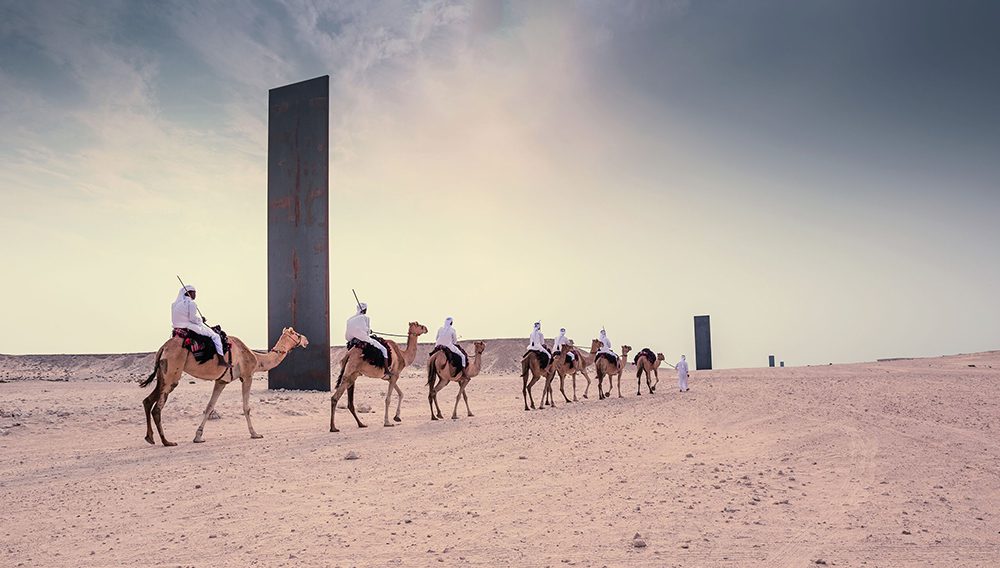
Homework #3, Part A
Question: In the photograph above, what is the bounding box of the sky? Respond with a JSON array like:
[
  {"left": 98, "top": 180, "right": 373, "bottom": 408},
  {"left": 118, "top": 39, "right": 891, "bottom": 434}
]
[{"left": 1, "top": 0, "right": 998, "bottom": 367}]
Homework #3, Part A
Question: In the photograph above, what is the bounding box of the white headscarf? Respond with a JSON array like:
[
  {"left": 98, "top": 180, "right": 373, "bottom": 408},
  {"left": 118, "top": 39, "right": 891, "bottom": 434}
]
[
  {"left": 356, "top": 302, "right": 368, "bottom": 315},
  {"left": 534, "top": 321, "right": 541, "bottom": 330},
  {"left": 175, "top": 284, "right": 196, "bottom": 302},
  {"left": 599, "top": 329, "right": 607, "bottom": 340},
  {"left": 445, "top": 317, "right": 454, "bottom": 326}
]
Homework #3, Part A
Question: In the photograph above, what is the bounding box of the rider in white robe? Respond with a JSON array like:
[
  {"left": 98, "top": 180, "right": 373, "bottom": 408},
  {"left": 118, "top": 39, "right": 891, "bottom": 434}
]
[
  {"left": 171, "top": 284, "right": 227, "bottom": 366},
  {"left": 435, "top": 317, "right": 467, "bottom": 367},
  {"left": 345, "top": 303, "right": 389, "bottom": 364}
]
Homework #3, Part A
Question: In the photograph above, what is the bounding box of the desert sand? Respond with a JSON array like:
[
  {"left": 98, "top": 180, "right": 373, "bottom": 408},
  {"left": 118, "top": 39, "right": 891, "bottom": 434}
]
[{"left": 1, "top": 345, "right": 998, "bottom": 567}]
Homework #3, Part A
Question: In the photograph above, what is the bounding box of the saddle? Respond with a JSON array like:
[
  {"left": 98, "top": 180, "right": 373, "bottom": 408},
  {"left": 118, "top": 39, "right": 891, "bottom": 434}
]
[
  {"left": 523, "top": 348, "right": 551, "bottom": 369},
  {"left": 634, "top": 348, "right": 656, "bottom": 366},
  {"left": 430, "top": 344, "right": 468, "bottom": 372},
  {"left": 596, "top": 352, "right": 619, "bottom": 366},
  {"left": 172, "top": 326, "right": 230, "bottom": 365},
  {"left": 347, "top": 336, "right": 393, "bottom": 369}
]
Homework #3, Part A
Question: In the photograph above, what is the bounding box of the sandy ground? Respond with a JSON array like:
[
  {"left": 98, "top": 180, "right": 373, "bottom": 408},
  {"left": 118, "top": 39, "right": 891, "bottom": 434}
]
[{"left": 1, "top": 351, "right": 998, "bottom": 567}]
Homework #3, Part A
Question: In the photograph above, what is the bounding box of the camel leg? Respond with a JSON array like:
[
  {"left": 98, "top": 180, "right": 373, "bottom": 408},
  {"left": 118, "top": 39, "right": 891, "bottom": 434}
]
[
  {"left": 637, "top": 369, "right": 643, "bottom": 397},
  {"left": 547, "top": 375, "right": 557, "bottom": 408},
  {"left": 651, "top": 369, "right": 658, "bottom": 392},
  {"left": 522, "top": 372, "right": 531, "bottom": 411},
  {"left": 559, "top": 372, "right": 571, "bottom": 403},
  {"left": 346, "top": 384, "right": 366, "bottom": 428},
  {"left": 193, "top": 379, "right": 227, "bottom": 443},
  {"left": 329, "top": 378, "right": 352, "bottom": 433},
  {"left": 239, "top": 376, "right": 262, "bottom": 439},
  {"left": 582, "top": 370, "right": 591, "bottom": 399},
  {"left": 617, "top": 371, "right": 623, "bottom": 398},
  {"left": 433, "top": 379, "right": 449, "bottom": 419},
  {"left": 451, "top": 381, "right": 465, "bottom": 420},
  {"left": 428, "top": 376, "right": 439, "bottom": 421},
  {"left": 461, "top": 380, "right": 474, "bottom": 417},
  {"left": 143, "top": 384, "right": 159, "bottom": 445},
  {"left": 382, "top": 376, "right": 396, "bottom": 427},
  {"left": 393, "top": 380, "right": 403, "bottom": 422},
  {"left": 541, "top": 377, "right": 552, "bottom": 409},
  {"left": 526, "top": 374, "right": 540, "bottom": 410},
  {"left": 151, "top": 381, "right": 179, "bottom": 447},
  {"left": 571, "top": 373, "right": 578, "bottom": 402}
]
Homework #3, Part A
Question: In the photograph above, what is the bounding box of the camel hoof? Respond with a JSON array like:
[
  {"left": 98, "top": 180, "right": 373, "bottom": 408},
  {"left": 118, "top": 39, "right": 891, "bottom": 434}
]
[
  {"left": 468, "top": 413, "right": 474, "bottom": 417},
  {"left": 330, "top": 427, "right": 340, "bottom": 433},
  {"left": 144, "top": 435, "right": 155, "bottom": 445},
  {"left": 451, "top": 415, "right": 458, "bottom": 420},
  {"left": 431, "top": 416, "right": 439, "bottom": 421},
  {"left": 193, "top": 438, "right": 205, "bottom": 444},
  {"left": 251, "top": 434, "right": 264, "bottom": 439},
  {"left": 383, "top": 423, "right": 394, "bottom": 428},
  {"left": 393, "top": 416, "right": 402, "bottom": 423},
  {"left": 358, "top": 423, "right": 368, "bottom": 429},
  {"left": 163, "top": 441, "right": 178, "bottom": 447},
  {"left": 583, "top": 395, "right": 588, "bottom": 399},
  {"left": 436, "top": 413, "right": 443, "bottom": 419}
]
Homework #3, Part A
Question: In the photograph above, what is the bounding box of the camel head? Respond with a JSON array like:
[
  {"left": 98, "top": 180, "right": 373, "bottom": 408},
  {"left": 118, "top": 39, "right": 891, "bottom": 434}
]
[
  {"left": 590, "top": 339, "right": 601, "bottom": 354},
  {"left": 279, "top": 327, "right": 309, "bottom": 350},
  {"left": 621, "top": 345, "right": 632, "bottom": 358},
  {"left": 473, "top": 340, "right": 486, "bottom": 354},
  {"left": 656, "top": 352, "right": 665, "bottom": 362},
  {"left": 408, "top": 321, "right": 429, "bottom": 336}
]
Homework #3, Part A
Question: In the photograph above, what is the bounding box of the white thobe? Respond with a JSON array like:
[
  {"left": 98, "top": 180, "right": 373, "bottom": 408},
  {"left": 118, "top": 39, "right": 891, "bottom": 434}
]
[
  {"left": 527, "top": 329, "right": 547, "bottom": 353},
  {"left": 435, "top": 325, "right": 466, "bottom": 366},
  {"left": 345, "top": 313, "right": 388, "bottom": 361},
  {"left": 677, "top": 359, "right": 689, "bottom": 390},
  {"left": 171, "top": 297, "right": 224, "bottom": 356},
  {"left": 598, "top": 334, "right": 614, "bottom": 355}
]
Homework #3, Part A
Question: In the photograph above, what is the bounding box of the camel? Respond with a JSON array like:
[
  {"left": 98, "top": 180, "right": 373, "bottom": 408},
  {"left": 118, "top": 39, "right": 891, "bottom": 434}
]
[
  {"left": 330, "top": 321, "right": 428, "bottom": 432},
  {"left": 547, "top": 342, "right": 593, "bottom": 403},
  {"left": 140, "top": 327, "right": 309, "bottom": 446},
  {"left": 426, "top": 341, "right": 486, "bottom": 420},
  {"left": 590, "top": 340, "right": 632, "bottom": 399},
  {"left": 634, "top": 349, "right": 665, "bottom": 395},
  {"left": 521, "top": 348, "right": 554, "bottom": 411}
]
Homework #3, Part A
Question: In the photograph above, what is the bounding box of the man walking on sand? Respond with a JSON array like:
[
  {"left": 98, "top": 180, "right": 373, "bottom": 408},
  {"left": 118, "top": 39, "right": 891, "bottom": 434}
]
[{"left": 677, "top": 355, "right": 689, "bottom": 392}]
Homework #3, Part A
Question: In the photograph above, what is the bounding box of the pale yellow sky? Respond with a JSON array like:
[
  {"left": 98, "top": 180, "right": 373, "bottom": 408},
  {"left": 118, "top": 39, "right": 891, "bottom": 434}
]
[{"left": 1, "top": 1, "right": 998, "bottom": 367}]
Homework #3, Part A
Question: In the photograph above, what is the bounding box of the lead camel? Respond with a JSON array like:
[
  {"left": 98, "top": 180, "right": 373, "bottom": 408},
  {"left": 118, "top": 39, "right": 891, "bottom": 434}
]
[{"left": 140, "top": 327, "right": 309, "bottom": 446}]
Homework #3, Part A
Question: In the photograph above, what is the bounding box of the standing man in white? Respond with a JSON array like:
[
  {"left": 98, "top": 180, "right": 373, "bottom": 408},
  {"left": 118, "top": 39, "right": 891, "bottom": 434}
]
[
  {"left": 676, "top": 354, "right": 689, "bottom": 392},
  {"left": 171, "top": 284, "right": 228, "bottom": 367}
]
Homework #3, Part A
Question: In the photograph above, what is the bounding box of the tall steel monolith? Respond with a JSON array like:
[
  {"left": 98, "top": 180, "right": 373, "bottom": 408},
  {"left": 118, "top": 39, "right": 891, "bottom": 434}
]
[
  {"left": 694, "top": 315, "right": 713, "bottom": 370},
  {"left": 267, "top": 75, "right": 331, "bottom": 391}
]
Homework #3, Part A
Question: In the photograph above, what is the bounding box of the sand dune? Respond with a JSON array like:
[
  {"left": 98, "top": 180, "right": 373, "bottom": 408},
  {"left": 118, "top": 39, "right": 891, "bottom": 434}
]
[{"left": 1, "top": 351, "right": 998, "bottom": 566}]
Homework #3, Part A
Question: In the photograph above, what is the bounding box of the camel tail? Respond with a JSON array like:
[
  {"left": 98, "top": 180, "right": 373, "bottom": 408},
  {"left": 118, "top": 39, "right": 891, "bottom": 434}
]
[
  {"left": 139, "top": 346, "right": 164, "bottom": 388},
  {"left": 636, "top": 365, "right": 643, "bottom": 379}
]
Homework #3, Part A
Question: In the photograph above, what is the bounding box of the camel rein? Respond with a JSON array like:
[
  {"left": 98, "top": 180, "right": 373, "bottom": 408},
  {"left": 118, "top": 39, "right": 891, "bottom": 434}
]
[{"left": 373, "top": 330, "right": 415, "bottom": 338}]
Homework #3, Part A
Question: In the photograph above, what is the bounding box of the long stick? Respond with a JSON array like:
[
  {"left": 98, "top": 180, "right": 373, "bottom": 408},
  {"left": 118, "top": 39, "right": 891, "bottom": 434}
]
[
  {"left": 352, "top": 289, "right": 362, "bottom": 310},
  {"left": 176, "top": 275, "right": 205, "bottom": 321}
]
